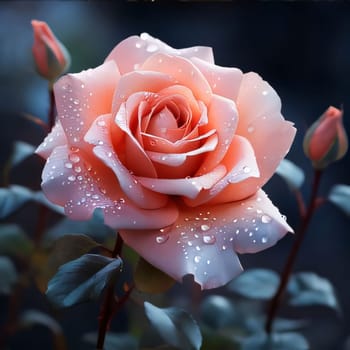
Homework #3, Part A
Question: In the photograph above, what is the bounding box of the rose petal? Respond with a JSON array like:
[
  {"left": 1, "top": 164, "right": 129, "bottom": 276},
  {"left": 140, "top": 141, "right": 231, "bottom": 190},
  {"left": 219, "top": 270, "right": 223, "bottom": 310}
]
[
  {"left": 137, "top": 165, "right": 226, "bottom": 199},
  {"left": 112, "top": 71, "right": 173, "bottom": 118},
  {"left": 93, "top": 144, "right": 167, "bottom": 209},
  {"left": 105, "top": 33, "right": 214, "bottom": 75},
  {"left": 36, "top": 121, "right": 67, "bottom": 159},
  {"left": 141, "top": 53, "right": 212, "bottom": 105},
  {"left": 236, "top": 72, "right": 296, "bottom": 182},
  {"left": 120, "top": 189, "right": 291, "bottom": 289},
  {"left": 41, "top": 145, "right": 177, "bottom": 229},
  {"left": 146, "top": 133, "right": 218, "bottom": 167},
  {"left": 54, "top": 60, "right": 119, "bottom": 150},
  {"left": 195, "top": 94, "right": 238, "bottom": 176},
  {"left": 192, "top": 57, "right": 243, "bottom": 101},
  {"left": 185, "top": 135, "right": 259, "bottom": 206}
]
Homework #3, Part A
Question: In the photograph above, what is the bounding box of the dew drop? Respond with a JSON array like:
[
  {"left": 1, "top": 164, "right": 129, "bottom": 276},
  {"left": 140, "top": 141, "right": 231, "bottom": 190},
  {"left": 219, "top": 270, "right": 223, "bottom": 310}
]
[
  {"left": 97, "top": 120, "right": 106, "bottom": 127},
  {"left": 156, "top": 234, "right": 169, "bottom": 244},
  {"left": 68, "top": 175, "right": 76, "bottom": 181},
  {"left": 135, "top": 41, "right": 143, "bottom": 48},
  {"left": 64, "top": 162, "right": 73, "bottom": 169},
  {"left": 243, "top": 166, "right": 251, "bottom": 173},
  {"left": 194, "top": 255, "right": 201, "bottom": 263},
  {"left": 200, "top": 224, "right": 210, "bottom": 232},
  {"left": 247, "top": 125, "right": 255, "bottom": 133},
  {"left": 203, "top": 234, "right": 216, "bottom": 245},
  {"left": 69, "top": 154, "right": 80, "bottom": 163},
  {"left": 261, "top": 237, "right": 268, "bottom": 243},
  {"left": 221, "top": 245, "right": 227, "bottom": 251},
  {"left": 261, "top": 214, "right": 272, "bottom": 224}
]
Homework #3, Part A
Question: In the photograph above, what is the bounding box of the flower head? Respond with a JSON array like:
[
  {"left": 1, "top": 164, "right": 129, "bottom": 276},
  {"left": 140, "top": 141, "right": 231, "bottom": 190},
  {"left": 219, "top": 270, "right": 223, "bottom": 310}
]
[
  {"left": 36, "top": 33, "right": 296, "bottom": 289},
  {"left": 303, "top": 106, "right": 348, "bottom": 169},
  {"left": 31, "top": 20, "right": 70, "bottom": 82}
]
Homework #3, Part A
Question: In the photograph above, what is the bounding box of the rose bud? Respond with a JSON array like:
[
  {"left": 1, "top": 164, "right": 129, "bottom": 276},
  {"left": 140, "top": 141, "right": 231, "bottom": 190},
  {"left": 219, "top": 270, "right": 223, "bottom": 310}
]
[
  {"left": 31, "top": 20, "right": 70, "bottom": 82},
  {"left": 303, "top": 106, "right": 348, "bottom": 169}
]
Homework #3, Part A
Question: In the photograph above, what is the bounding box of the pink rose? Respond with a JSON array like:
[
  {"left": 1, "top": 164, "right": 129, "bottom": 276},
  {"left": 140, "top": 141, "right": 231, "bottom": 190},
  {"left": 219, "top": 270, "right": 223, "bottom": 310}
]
[{"left": 37, "top": 33, "right": 296, "bottom": 289}]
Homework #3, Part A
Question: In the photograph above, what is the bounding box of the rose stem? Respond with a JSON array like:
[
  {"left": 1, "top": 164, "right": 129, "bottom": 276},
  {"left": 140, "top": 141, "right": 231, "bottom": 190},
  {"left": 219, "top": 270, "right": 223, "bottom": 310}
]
[
  {"left": 96, "top": 234, "right": 124, "bottom": 350},
  {"left": 48, "top": 84, "right": 56, "bottom": 131},
  {"left": 265, "top": 169, "right": 323, "bottom": 334}
]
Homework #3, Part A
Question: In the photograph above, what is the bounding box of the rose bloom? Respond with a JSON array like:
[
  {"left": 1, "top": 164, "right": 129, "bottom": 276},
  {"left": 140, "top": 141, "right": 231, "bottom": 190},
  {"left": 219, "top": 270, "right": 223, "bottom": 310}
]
[{"left": 37, "top": 33, "right": 296, "bottom": 289}]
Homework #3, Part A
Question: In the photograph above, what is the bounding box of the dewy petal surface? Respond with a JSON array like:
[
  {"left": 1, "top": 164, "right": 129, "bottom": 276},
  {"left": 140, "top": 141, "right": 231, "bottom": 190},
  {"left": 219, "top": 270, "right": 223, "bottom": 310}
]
[
  {"left": 41, "top": 144, "right": 177, "bottom": 229},
  {"left": 120, "top": 189, "right": 291, "bottom": 289},
  {"left": 54, "top": 60, "right": 120, "bottom": 150},
  {"left": 105, "top": 33, "right": 214, "bottom": 74}
]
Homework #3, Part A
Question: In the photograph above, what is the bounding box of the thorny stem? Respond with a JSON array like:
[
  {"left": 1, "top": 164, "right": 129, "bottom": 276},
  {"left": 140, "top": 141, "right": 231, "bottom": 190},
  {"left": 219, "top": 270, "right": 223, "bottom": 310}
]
[
  {"left": 96, "top": 234, "right": 125, "bottom": 350},
  {"left": 265, "top": 169, "right": 323, "bottom": 334}
]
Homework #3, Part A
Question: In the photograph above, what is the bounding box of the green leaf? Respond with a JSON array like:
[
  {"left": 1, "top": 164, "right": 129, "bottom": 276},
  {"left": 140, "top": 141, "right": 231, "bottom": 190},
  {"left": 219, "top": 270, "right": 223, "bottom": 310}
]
[
  {"left": 46, "top": 254, "right": 122, "bottom": 308},
  {"left": 287, "top": 272, "right": 340, "bottom": 312},
  {"left": 144, "top": 302, "right": 202, "bottom": 350},
  {"left": 0, "top": 256, "right": 18, "bottom": 294},
  {"left": 240, "top": 332, "right": 309, "bottom": 350},
  {"left": 0, "top": 224, "right": 33, "bottom": 257},
  {"left": 45, "top": 208, "right": 115, "bottom": 244},
  {"left": 9, "top": 141, "right": 35, "bottom": 168},
  {"left": 33, "top": 234, "right": 100, "bottom": 293},
  {"left": 20, "top": 309, "right": 63, "bottom": 334},
  {"left": 200, "top": 295, "right": 237, "bottom": 329},
  {"left": 83, "top": 332, "right": 138, "bottom": 350},
  {"left": 0, "top": 185, "right": 33, "bottom": 219},
  {"left": 135, "top": 257, "right": 175, "bottom": 294},
  {"left": 328, "top": 184, "right": 350, "bottom": 216},
  {"left": 275, "top": 159, "right": 305, "bottom": 190},
  {"left": 227, "top": 269, "right": 280, "bottom": 300}
]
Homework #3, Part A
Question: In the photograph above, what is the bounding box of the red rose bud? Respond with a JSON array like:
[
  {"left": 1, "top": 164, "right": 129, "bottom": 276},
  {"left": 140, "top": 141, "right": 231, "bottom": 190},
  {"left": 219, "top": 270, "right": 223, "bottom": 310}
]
[
  {"left": 303, "top": 106, "right": 348, "bottom": 169},
  {"left": 31, "top": 20, "right": 70, "bottom": 82}
]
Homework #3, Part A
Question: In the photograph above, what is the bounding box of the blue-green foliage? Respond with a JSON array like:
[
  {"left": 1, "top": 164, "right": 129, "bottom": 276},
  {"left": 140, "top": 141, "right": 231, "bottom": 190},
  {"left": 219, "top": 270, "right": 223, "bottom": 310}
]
[
  {"left": 0, "top": 256, "right": 18, "bottom": 294},
  {"left": 328, "top": 184, "right": 350, "bottom": 216}
]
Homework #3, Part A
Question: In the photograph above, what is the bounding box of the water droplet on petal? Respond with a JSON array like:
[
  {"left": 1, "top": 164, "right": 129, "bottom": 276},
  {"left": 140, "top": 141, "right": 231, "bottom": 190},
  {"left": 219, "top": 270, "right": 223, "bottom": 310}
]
[
  {"left": 69, "top": 154, "right": 80, "bottom": 163},
  {"left": 203, "top": 234, "right": 216, "bottom": 245},
  {"left": 194, "top": 255, "right": 201, "bottom": 263},
  {"left": 97, "top": 120, "right": 106, "bottom": 127},
  {"left": 247, "top": 124, "right": 255, "bottom": 133},
  {"left": 156, "top": 234, "right": 169, "bottom": 244},
  {"left": 68, "top": 175, "right": 76, "bottom": 181},
  {"left": 261, "top": 214, "right": 272, "bottom": 224},
  {"left": 243, "top": 166, "right": 251, "bottom": 173},
  {"left": 261, "top": 237, "right": 268, "bottom": 243},
  {"left": 146, "top": 44, "right": 158, "bottom": 52},
  {"left": 200, "top": 224, "right": 210, "bottom": 232},
  {"left": 65, "top": 162, "right": 73, "bottom": 169},
  {"left": 73, "top": 98, "right": 80, "bottom": 105}
]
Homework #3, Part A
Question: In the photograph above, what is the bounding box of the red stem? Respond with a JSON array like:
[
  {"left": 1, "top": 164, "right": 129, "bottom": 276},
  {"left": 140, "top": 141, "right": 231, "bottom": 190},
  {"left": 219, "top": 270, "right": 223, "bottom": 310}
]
[
  {"left": 265, "top": 169, "right": 323, "bottom": 334},
  {"left": 96, "top": 234, "right": 124, "bottom": 350}
]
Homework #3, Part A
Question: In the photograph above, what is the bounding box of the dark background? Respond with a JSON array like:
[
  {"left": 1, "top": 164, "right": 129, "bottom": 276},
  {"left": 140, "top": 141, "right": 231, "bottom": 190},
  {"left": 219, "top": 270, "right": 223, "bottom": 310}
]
[{"left": 0, "top": 1, "right": 349, "bottom": 349}]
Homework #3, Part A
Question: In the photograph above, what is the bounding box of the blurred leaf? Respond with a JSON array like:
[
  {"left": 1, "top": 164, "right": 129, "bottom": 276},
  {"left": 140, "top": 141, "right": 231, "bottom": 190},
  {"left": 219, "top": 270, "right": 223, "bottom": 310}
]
[
  {"left": 287, "top": 272, "right": 340, "bottom": 312},
  {"left": 201, "top": 325, "right": 240, "bottom": 350},
  {"left": 33, "top": 234, "right": 100, "bottom": 293},
  {"left": 0, "top": 224, "right": 33, "bottom": 257},
  {"left": 83, "top": 332, "right": 138, "bottom": 350},
  {"left": 0, "top": 256, "right": 18, "bottom": 294},
  {"left": 20, "top": 310, "right": 68, "bottom": 350},
  {"left": 144, "top": 302, "right": 202, "bottom": 350},
  {"left": 8, "top": 141, "right": 36, "bottom": 168},
  {"left": 272, "top": 318, "right": 308, "bottom": 332},
  {"left": 328, "top": 184, "right": 350, "bottom": 216},
  {"left": 227, "top": 269, "right": 280, "bottom": 300},
  {"left": 275, "top": 159, "right": 305, "bottom": 190},
  {"left": 46, "top": 254, "right": 122, "bottom": 308},
  {"left": 0, "top": 185, "right": 33, "bottom": 219},
  {"left": 45, "top": 208, "right": 115, "bottom": 244},
  {"left": 200, "top": 295, "right": 237, "bottom": 330},
  {"left": 135, "top": 257, "right": 175, "bottom": 294},
  {"left": 240, "top": 332, "right": 309, "bottom": 350}
]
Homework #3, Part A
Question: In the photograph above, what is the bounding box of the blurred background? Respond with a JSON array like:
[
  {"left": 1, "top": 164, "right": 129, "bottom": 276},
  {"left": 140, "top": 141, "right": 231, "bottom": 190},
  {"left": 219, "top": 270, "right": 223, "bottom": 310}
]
[{"left": 0, "top": 1, "right": 349, "bottom": 349}]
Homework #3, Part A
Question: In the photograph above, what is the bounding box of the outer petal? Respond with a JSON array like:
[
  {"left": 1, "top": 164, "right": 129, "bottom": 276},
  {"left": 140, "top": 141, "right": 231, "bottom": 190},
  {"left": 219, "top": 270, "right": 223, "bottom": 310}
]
[
  {"left": 120, "top": 189, "right": 292, "bottom": 289},
  {"left": 226, "top": 72, "right": 296, "bottom": 200},
  {"left": 192, "top": 57, "right": 243, "bottom": 101},
  {"left": 54, "top": 60, "right": 120, "bottom": 149},
  {"left": 105, "top": 33, "right": 214, "bottom": 74},
  {"left": 41, "top": 144, "right": 177, "bottom": 229},
  {"left": 36, "top": 121, "right": 67, "bottom": 159}
]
